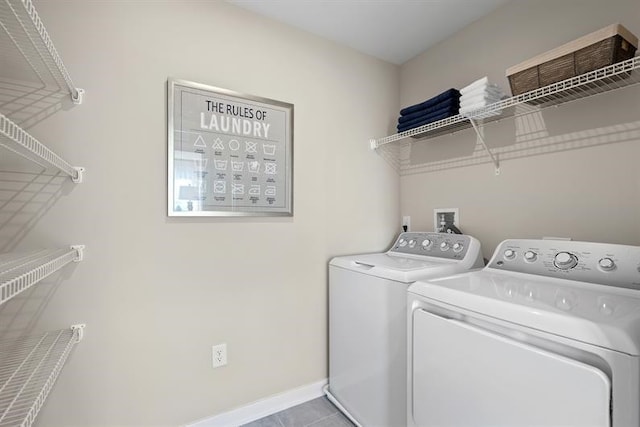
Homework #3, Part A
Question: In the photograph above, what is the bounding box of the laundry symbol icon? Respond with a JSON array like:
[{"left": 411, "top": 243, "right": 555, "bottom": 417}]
[
  {"left": 265, "top": 186, "right": 276, "bottom": 196},
  {"left": 264, "top": 162, "right": 277, "bottom": 175},
  {"left": 193, "top": 158, "right": 208, "bottom": 172},
  {"left": 228, "top": 139, "right": 240, "bottom": 151},
  {"left": 212, "top": 138, "right": 224, "bottom": 150},
  {"left": 245, "top": 141, "right": 257, "bottom": 153},
  {"left": 194, "top": 135, "right": 207, "bottom": 147},
  {"left": 213, "top": 180, "right": 226, "bottom": 194},
  {"left": 232, "top": 183, "right": 245, "bottom": 195},
  {"left": 214, "top": 159, "right": 228, "bottom": 170},
  {"left": 249, "top": 185, "right": 261, "bottom": 196},
  {"left": 262, "top": 144, "right": 276, "bottom": 155},
  {"left": 248, "top": 161, "right": 260, "bottom": 173},
  {"left": 232, "top": 161, "right": 244, "bottom": 172}
]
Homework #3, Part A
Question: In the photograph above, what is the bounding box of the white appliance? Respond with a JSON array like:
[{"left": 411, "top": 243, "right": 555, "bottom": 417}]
[
  {"left": 326, "top": 232, "right": 483, "bottom": 427},
  {"left": 407, "top": 238, "right": 640, "bottom": 427}
]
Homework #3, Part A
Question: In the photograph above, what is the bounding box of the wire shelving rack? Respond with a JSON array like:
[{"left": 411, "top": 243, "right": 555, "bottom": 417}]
[
  {"left": 370, "top": 56, "right": 640, "bottom": 174},
  {"left": 0, "top": 326, "right": 85, "bottom": 427}
]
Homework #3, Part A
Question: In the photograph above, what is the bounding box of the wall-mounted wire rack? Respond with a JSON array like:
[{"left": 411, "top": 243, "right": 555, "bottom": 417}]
[
  {"left": 0, "top": 325, "right": 85, "bottom": 427},
  {"left": 370, "top": 56, "right": 640, "bottom": 175},
  {"left": 0, "top": 246, "right": 84, "bottom": 306},
  {"left": 0, "top": 1, "right": 86, "bottom": 426},
  {"left": 0, "top": 0, "right": 85, "bottom": 182}
]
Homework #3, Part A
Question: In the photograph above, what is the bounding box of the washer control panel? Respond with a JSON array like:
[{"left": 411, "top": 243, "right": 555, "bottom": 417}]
[
  {"left": 488, "top": 239, "right": 640, "bottom": 289},
  {"left": 390, "top": 232, "right": 470, "bottom": 260}
]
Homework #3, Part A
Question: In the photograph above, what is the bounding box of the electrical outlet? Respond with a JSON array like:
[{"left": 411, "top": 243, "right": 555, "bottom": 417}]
[
  {"left": 212, "top": 343, "right": 227, "bottom": 368},
  {"left": 402, "top": 216, "right": 411, "bottom": 232}
]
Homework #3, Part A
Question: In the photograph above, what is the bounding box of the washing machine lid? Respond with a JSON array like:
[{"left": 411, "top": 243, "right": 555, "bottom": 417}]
[
  {"left": 330, "top": 253, "right": 460, "bottom": 283},
  {"left": 329, "top": 232, "right": 484, "bottom": 283},
  {"left": 409, "top": 269, "right": 640, "bottom": 355}
]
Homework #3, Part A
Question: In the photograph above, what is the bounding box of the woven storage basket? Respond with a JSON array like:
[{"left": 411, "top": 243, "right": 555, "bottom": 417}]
[{"left": 507, "top": 24, "right": 638, "bottom": 96}]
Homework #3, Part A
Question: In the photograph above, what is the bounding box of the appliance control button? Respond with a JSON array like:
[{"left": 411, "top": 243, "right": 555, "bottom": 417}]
[
  {"left": 555, "top": 295, "right": 574, "bottom": 310},
  {"left": 453, "top": 243, "right": 463, "bottom": 252},
  {"left": 399, "top": 239, "right": 407, "bottom": 247},
  {"left": 504, "top": 249, "right": 516, "bottom": 260},
  {"left": 440, "top": 242, "right": 450, "bottom": 251},
  {"left": 599, "top": 300, "right": 614, "bottom": 316},
  {"left": 598, "top": 257, "right": 616, "bottom": 271},
  {"left": 554, "top": 252, "right": 578, "bottom": 270},
  {"left": 524, "top": 251, "right": 537, "bottom": 262},
  {"left": 421, "top": 239, "right": 432, "bottom": 248},
  {"left": 408, "top": 239, "right": 416, "bottom": 248}
]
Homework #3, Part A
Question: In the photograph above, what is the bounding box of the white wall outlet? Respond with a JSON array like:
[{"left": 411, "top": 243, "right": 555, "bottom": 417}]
[
  {"left": 402, "top": 216, "right": 411, "bottom": 231},
  {"left": 212, "top": 343, "right": 227, "bottom": 368}
]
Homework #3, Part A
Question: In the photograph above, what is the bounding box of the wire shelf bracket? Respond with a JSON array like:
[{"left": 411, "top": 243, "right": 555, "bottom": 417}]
[
  {"left": 0, "top": 113, "right": 85, "bottom": 182},
  {"left": 0, "top": 325, "right": 85, "bottom": 427},
  {"left": 0, "top": 0, "right": 84, "bottom": 104},
  {"left": 370, "top": 56, "right": 640, "bottom": 174},
  {"left": 0, "top": 246, "right": 84, "bottom": 307}
]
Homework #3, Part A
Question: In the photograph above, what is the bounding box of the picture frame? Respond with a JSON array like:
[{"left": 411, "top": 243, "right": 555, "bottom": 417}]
[{"left": 167, "top": 78, "right": 293, "bottom": 216}]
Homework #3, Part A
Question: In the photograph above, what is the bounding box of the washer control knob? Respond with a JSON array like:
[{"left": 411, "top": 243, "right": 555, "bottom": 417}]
[
  {"left": 554, "top": 252, "right": 578, "bottom": 270},
  {"left": 524, "top": 251, "right": 537, "bottom": 262},
  {"left": 421, "top": 239, "right": 432, "bottom": 249},
  {"left": 399, "top": 238, "right": 407, "bottom": 247},
  {"left": 598, "top": 257, "right": 616, "bottom": 271},
  {"left": 452, "top": 243, "right": 463, "bottom": 252},
  {"left": 504, "top": 249, "right": 516, "bottom": 260},
  {"left": 408, "top": 239, "right": 416, "bottom": 248},
  {"left": 440, "top": 242, "right": 450, "bottom": 251}
]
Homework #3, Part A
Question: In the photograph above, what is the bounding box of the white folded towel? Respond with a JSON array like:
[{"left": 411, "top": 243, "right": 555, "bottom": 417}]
[
  {"left": 460, "top": 76, "right": 488, "bottom": 95},
  {"left": 461, "top": 85, "right": 504, "bottom": 100},
  {"left": 460, "top": 93, "right": 503, "bottom": 108}
]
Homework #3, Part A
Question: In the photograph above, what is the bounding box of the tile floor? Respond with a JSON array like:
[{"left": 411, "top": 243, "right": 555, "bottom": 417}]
[{"left": 240, "top": 397, "right": 355, "bottom": 427}]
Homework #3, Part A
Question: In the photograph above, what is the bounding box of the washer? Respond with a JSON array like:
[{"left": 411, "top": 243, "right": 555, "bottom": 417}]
[
  {"left": 326, "top": 232, "right": 483, "bottom": 427},
  {"left": 407, "top": 238, "right": 640, "bottom": 427}
]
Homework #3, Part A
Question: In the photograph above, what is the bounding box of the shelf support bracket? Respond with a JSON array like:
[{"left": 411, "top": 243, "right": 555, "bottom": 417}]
[
  {"left": 369, "top": 138, "right": 378, "bottom": 150},
  {"left": 469, "top": 118, "right": 500, "bottom": 175},
  {"left": 71, "top": 245, "right": 85, "bottom": 262},
  {"left": 71, "top": 324, "right": 86, "bottom": 343},
  {"left": 72, "top": 166, "right": 85, "bottom": 183},
  {"left": 72, "top": 88, "right": 85, "bottom": 105}
]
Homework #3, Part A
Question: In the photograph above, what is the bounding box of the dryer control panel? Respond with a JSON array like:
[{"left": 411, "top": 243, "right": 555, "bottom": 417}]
[
  {"left": 390, "top": 232, "right": 472, "bottom": 260},
  {"left": 488, "top": 239, "right": 640, "bottom": 289}
]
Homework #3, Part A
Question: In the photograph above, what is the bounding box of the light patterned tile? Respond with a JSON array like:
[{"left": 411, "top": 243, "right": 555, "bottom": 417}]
[
  {"left": 241, "top": 414, "right": 283, "bottom": 427},
  {"left": 275, "top": 397, "right": 338, "bottom": 427}
]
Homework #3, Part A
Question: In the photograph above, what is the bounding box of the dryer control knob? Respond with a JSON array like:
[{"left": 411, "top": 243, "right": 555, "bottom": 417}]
[
  {"left": 452, "top": 243, "right": 463, "bottom": 252},
  {"left": 554, "top": 252, "right": 578, "bottom": 270},
  {"left": 504, "top": 249, "right": 516, "bottom": 260},
  {"left": 408, "top": 239, "right": 416, "bottom": 248},
  {"left": 399, "top": 239, "right": 407, "bottom": 247},
  {"left": 440, "top": 242, "right": 450, "bottom": 251},
  {"left": 421, "top": 239, "right": 432, "bottom": 249},
  {"left": 524, "top": 251, "right": 537, "bottom": 262},
  {"left": 598, "top": 257, "right": 616, "bottom": 271}
]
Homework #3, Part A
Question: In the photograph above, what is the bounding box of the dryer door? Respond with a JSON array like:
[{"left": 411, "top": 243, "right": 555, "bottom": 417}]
[{"left": 412, "top": 309, "right": 611, "bottom": 427}]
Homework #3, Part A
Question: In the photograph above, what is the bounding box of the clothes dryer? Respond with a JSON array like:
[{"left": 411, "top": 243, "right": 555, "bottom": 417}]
[
  {"left": 326, "top": 232, "right": 483, "bottom": 427},
  {"left": 408, "top": 239, "right": 640, "bottom": 427}
]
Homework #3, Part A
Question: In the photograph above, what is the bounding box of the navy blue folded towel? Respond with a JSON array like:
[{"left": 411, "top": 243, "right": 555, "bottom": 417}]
[
  {"left": 396, "top": 104, "right": 458, "bottom": 133},
  {"left": 398, "top": 97, "right": 459, "bottom": 124},
  {"left": 399, "top": 88, "right": 461, "bottom": 116}
]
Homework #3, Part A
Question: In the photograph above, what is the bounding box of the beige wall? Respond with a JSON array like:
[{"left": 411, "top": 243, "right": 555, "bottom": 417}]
[
  {"left": 399, "top": 0, "right": 640, "bottom": 259},
  {"left": 0, "top": 1, "right": 399, "bottom": 426}
]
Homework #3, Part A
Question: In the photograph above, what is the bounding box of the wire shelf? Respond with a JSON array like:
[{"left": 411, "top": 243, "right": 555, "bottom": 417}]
[
  {"left": 0, "top": 0, "right": 83, "bottom": 103},
  {"left": 0, "top": 247, "right": 83, "bottom": 306},
  {"left": 0, "top": 326, "right": 83, "bottom": 427},
  {"left": 0, "top": 113, "right": 83, "bottom": 182},
  {"left": 372, "top": 56, "right": 640, "bottom": 151}
]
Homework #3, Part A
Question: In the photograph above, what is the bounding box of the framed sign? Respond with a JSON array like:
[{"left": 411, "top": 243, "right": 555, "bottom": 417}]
[{"left": 168, "top": 78, "right": 293, "bottom": 216}]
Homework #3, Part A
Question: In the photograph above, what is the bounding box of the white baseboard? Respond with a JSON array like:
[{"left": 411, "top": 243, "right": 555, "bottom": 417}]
[{"left": 186, "top": 379, "right": 328, "bottom": 427}]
